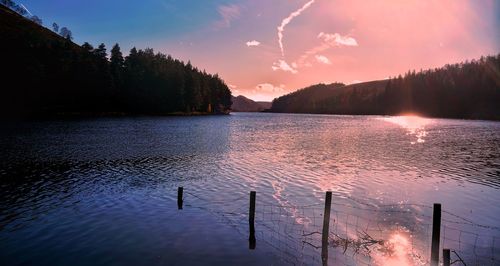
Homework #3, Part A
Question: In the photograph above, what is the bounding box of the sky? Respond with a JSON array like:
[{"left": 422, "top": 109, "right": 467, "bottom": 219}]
[{"left": 20, "top": 0, "right": 500, "bottom": 101}]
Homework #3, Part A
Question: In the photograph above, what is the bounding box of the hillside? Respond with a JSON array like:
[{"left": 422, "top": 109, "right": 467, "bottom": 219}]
[
  {"left": 0, "top": 4, "right": 231, "bottom": 118},
  {"left": 270, "top": 81, "right": 388, "bottom": 114},
  {"left": 256, "top": 101, "right": 272, "bottom": 110},
  {"left": 270, "top": 55, "right": 500, "bottom": 120},
  {"left": 231, "top": 95, "right": 270, "bottom": 112}
]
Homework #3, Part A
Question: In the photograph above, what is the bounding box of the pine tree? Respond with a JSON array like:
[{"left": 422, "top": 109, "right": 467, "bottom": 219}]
[
  {"left": 110, "top": 43, "right": 124, "bottom": 94},
  {"left": 93, "top": 43, "right": 107, "bottom": 60}
]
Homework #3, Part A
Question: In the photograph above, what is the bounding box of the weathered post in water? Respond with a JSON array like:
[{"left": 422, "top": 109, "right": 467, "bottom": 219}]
[
  {"left": 321, "top": 191, "right": 332, "bottom": 265},
  {"left": 177, "top": 187, "right": 183, "bottom": 210},
  {"left": 443, "top": 249, "right": 450, "bottom": 266},
  {"left": 430, "top": 203, "right": 442, "bottom": 266},
  {"left": 249, "top": 191, "right": 256, "bottom": 249}
]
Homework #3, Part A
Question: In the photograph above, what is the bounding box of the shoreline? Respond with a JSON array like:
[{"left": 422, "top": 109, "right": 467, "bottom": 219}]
[
  {"left": 261, "top": 110, "right": 500, "bottom": 122},
  {"left": 0, "top": 111, "right": 231, "bottom": 121}
]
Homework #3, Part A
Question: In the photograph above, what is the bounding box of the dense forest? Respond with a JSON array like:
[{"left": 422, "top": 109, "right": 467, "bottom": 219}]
[
  {"left": 270, "top": 55, "right": 500, "bottom": 120},
  {"left": 0, "top": 4, "right": 232, "bottom": 118}
]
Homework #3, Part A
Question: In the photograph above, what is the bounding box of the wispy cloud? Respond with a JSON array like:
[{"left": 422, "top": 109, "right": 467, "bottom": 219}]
[
  {"left": 246, "top": 40, "right": 261, "bottom": 47},
  {"left": 272, "top": 32, "right": 356, "bottom": 73},
  {"left": 293, "top": 32, "right": 358, "bottom": 68},
  {"left": 315, "top": 55, "right": 332, "bottom": 65},
  {"left": 318, "top": 32, "right": 358, "bottom": 47},
  {"left": 215, "top": 4, "right": 241, "bottom": 28},
  {"left": 272, "top": 60, "right": 298, "bottom": 74},
  {"left": 277, "top": 0, "right": 316, "bottom": 57}
]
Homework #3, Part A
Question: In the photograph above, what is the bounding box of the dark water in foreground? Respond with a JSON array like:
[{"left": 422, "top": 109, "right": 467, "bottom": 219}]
[{"left": 0, "top": 113, "right": 499, "bottom": 265}]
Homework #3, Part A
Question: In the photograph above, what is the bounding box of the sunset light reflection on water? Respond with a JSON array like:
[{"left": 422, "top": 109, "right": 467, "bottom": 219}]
[
  {"left": 379, "top": 115, "right": 432, "bottom": 144},
  {"left": 372, "top": 232, "right": 426, "bottom": 266},
  {"left": 1, "top": 113, "right": 499, "bottom": 265}
]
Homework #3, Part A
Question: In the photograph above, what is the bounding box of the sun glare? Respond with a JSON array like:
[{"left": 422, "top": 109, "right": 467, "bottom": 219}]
[
  {"left": 372, "top": 232, "right": 426, "bottom": 266},
  {"left": 379, "top": 115, "right": 432, "bottom": 144}
]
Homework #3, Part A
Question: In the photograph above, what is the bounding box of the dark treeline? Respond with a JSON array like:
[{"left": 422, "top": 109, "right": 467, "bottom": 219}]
[
  {"left": 270, "top": 83, "right": 346, "bottom": 114},
  {"left": 270, "top": 55, "right": 500, "bottom": 120},
  {"left": 0, "top": 5, "right": 231, "bottom": 118}
]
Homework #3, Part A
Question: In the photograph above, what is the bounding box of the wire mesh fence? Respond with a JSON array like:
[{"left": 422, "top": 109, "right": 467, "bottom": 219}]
[
  {"left": 441, "top": 209, "right": 500, "bottom": 266},
  {"left": 179, "top": 188, "right": 499, "bottom": 266}
]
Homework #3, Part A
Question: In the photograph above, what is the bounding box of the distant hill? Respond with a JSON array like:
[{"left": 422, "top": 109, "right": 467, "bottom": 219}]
[
  {"left": 0, "top": 4, "right": 231, "bottom": 118},
  {"left": 231, "top": 95, "right": 271, "bottom": 112},
  {"left": 256, "top": 101, "right": 272, "bottom": 110},
  {"left": 270, "top": 80, "right": 388, "bottom": 114},
  {"left": 270, "top": 55, "right": 500, "bottom": 120}
]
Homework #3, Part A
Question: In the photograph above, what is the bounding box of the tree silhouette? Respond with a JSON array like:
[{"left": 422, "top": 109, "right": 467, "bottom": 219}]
[
  {"left": 1, "top": 0, "right": 27, "bottom": 16},
  {"left": 110, "top": 43, "right": 124, "bottom": 94},
  {"left": 110, "top": 43, "right": 124, "bottom": 68},
  {"left": 52, "top": 22, "right": 59, "bottom": 33},
  {"left": 93, "top": 43, "right": 107, "bottom": 59},
  {"left": 1, "top": 0, "right": 14, "bottom": 7},
  {"left": 30, "top": 15, "right": 42, "bottom": 25},
  {"left": 82, "top": 42, "right": 94, "bottom": 52},
  {"left": 0, "top": 4, "right": 232, "bottom": 118},
  {"left": 59, "top": 27, "right": 72, "bottom": 40}
]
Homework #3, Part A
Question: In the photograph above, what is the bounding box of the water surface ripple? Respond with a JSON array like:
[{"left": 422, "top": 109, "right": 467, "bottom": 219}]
[{"left": 0, "top": 113, "right": 499, "bottom": 265}]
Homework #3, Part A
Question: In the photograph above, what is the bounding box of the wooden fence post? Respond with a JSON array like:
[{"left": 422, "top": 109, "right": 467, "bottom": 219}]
[
  {"left": 177, "top": 187, "right": 183, "bottom": 210},
  {"left": 443, "top": 249, "right": 450, "bottom": 266},
  {"left": 249, "top": 191, "right": 256, "bottom": 249},
  {"left": 321, "top": 191, "right": 332, "bottom": 265},
  {"left": 430, "top": 203, "right": 441, "bottom": 266}
]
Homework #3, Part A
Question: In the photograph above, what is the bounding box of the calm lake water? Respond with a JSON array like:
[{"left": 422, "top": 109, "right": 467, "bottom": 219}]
[{"left": 1, "top": 113, "right": 499, "bottom": 266}]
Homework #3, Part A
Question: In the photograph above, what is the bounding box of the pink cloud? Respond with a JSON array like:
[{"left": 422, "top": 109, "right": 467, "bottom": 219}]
[
  {"left": 318, "top": 32, "right": 358, "bottom": 47},
  {"left": 315, "top": 55, "right": 332, "bottom": 64},
  {"left": 272, "top": 60, "right": 298, "bottom": 74},
  {"left": 246, "top": 40, "right": 261, "bottom": 47},
  {"left": 293, "top": 32, "right": 357, "bottom": 68}
]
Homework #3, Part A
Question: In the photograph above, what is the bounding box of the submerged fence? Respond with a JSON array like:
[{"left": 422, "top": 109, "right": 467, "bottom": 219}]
[{"left": 176, "top": 187, "right": 499, "bottom": 266}]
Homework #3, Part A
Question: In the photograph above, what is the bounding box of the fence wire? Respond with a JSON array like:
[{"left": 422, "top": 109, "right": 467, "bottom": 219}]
[{"left": 179, "top": 189, "right": 499, "bottom": 266}]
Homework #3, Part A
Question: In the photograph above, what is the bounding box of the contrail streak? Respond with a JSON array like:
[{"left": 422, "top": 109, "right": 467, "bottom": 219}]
[
  {"left": 277, "top": 0, "right": 315, "bottom": 57},
  {"left": 19, "top": 3, "right": 33, "bottom": 16}
]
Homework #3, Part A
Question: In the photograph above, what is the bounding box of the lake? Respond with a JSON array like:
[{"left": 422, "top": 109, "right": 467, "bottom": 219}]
[{"left": 1, "top": 113, "right": 499, "bottom": 266}]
